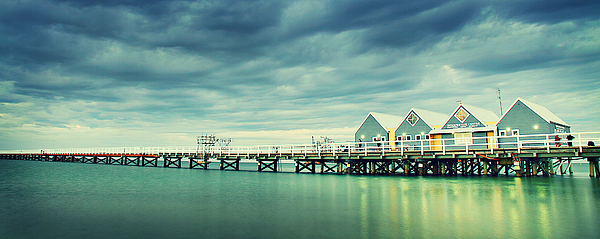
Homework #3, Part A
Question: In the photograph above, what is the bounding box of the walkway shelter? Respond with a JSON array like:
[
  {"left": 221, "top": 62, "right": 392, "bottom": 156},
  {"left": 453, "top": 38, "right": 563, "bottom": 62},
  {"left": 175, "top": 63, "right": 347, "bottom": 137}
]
[
  {"left": 429, "top": 104, "right": 499, "bottom": 150},
  {"left": 394, "top": 108, "right": 448, "bottom": 150},
  {"left": 355, "top": 112, "right": 403, "bottom": 148},
  {"left": 496, "top": 98, "right": 570, "bottom": 148}
]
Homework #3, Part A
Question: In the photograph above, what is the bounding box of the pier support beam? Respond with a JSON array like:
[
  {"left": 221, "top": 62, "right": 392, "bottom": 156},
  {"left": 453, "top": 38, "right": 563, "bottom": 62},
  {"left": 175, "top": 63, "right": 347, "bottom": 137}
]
[
  {"left": 141, "top": 156, "right": 158, "bottom": 167},
  {"left": 108, "top": 156, "right": 123, "bottom": 165},
  {"left": 123, "top": 156, "right": 140, "bottom": 166},
  {"left": 320, "top": 161, "right": 338, "bottom": 173},
  {"left": 95, "top": 156, "right": 109, "bottom": 164},
  {"left": 258, "top": 159, "right": 278, "bottom": 172},
  {"left": 589, "top": 158, "right": 600, "bottom": 178},
  {"left": 553, "top": 158, "right": 573, "bottom": 175},
  {"left": 81, "top": 155, "right": 94, "bottom": 164},
  {"left": 372, "top": 161, "right": 393, "bottom": 174},
  {"left": 337, "top": 161, "right": 346, "bottom": 174},
  {"left": 164, "top": 156, "right": 182, "bottom": 168},
  {"left": 347, "top": 161, "right": 369, "bottom": 174},
  {"left": 390, "top": 160, "right": 403, "bottom": 174},
  {"left": 220, "top": 159, "right": 240, "bottom": 171},
  {"left": 189, "top": 158, "right": 210, "bottom": 169},
  {"left": 295, "top": 160, "right": 316, "bottom": 173}
]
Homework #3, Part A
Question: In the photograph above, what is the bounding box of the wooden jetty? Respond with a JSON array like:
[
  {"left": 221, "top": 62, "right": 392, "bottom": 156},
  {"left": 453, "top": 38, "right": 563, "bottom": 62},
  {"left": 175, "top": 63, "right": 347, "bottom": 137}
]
[{"left": 1, "top": 133, "right": 600, "bottom": 177}]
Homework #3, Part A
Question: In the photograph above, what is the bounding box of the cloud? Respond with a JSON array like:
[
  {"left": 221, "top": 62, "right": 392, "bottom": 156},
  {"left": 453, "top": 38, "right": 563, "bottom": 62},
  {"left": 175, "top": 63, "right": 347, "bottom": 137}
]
[
  {"left": 0, "top": 0, "right": 599, "bottom": 150},
  {"left": 493, "top": 0, "right": 600, "bottom": 23}
]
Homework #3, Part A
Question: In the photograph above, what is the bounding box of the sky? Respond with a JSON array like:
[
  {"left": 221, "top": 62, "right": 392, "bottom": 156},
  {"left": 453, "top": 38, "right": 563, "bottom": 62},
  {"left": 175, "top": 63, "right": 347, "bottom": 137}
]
[{"left": 1, "top": 0, "right": 599, "bottom": 150}]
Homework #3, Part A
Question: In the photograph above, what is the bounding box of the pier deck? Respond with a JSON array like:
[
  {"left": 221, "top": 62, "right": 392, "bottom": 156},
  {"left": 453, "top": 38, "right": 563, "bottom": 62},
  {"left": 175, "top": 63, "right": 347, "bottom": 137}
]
[{"left": 2, "top": 132, "right": 600, "bottom": 177}]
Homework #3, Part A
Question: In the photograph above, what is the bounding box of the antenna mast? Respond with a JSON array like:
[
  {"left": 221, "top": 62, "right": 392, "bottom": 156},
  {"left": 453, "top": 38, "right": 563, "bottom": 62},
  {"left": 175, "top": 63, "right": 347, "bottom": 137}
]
[{"left": 496, "top": 87, "right": 503, "bottom": 116}]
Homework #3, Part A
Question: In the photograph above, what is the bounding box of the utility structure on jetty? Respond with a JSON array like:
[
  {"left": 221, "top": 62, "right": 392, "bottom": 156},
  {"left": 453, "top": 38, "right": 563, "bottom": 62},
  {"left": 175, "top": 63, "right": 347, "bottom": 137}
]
[{"left": 2, "top": 132, "right": 600, "bottom": 178}]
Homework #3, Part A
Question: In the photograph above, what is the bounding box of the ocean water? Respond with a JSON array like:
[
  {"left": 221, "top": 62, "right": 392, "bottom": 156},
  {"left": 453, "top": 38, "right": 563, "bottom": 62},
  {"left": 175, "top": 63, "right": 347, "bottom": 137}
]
[{"left": 1, "top": 159, "right": 599, "bottom": 239}]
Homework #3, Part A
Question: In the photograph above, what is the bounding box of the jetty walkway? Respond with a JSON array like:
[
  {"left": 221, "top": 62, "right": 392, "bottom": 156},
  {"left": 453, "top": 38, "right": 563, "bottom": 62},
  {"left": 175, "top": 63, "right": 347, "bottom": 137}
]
[{"left": 2, "top": 132, "right": 600, "bottom": 177}]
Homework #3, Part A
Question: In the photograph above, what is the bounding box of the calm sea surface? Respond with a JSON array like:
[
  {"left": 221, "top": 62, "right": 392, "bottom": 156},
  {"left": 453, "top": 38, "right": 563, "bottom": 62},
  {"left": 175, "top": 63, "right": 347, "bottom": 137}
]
[{"left": 1, "top": 159, "right": 599, "bottom": 239}]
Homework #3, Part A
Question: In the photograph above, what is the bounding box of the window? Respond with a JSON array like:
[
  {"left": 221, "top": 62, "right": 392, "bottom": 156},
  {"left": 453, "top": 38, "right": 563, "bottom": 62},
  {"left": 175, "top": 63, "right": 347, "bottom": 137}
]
[
  {"left": 512, "top": 129, "right": 520, "bottom": 136},
  {"left": 396, "top": 136, "right": 402, "bottom": 141},
  {"left": 380, "top": 137, "right": 386, "bottom": 142},
  {"left": 415, "top": 135, "right": 422, "bottom": 140},
  {"left": 454, "top": 132, "right": 472, "bottom": 145},
  {"left": 499, "top": 130, "right": 507, "bottom": 136},
  {"left": 405, "top": 135, "right": 412, "bottom": 141},
  {"left": 372, "top": 137, "right": 379, "bottom": 142},
  {"left": 425, "top": 134, "right": 430, "bottom": 140}
]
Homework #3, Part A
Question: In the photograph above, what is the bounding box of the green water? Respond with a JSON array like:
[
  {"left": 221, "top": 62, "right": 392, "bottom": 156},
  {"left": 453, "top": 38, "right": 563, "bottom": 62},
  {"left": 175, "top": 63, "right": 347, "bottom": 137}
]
[{"left": 1, "top": 160, "right": 598, "bottom": 239}]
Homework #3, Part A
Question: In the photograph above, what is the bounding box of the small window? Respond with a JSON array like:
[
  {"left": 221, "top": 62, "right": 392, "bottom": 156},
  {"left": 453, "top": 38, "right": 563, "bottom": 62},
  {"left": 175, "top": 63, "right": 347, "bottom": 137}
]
[
  {"left": 425, "top": 134, "right": 430, "bottom": 140},
  {"left": 405, "top": 135, "right": 412, "bottom": 141},
  {"left": 380, "top": 137, "right": 386, "bottom": 142},
  {"left": 396, "top": 136, "right": 402, "bottom": 141},
  {"left": 512, "top": 129, "right": 520, "bottom": 136},
  {"left": 415, "top": 135, "right": 422, "bottom": 140},
  {"left": 372, "top": 137, "right": 379, "bottom": 142},
  {"left": 499, "top": 130, "right": 507, "bottom": 136}
]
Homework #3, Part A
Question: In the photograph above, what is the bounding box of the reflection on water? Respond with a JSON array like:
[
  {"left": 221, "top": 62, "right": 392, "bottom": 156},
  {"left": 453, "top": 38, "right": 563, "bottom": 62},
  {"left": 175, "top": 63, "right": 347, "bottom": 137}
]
[{"left": 0, "top": 160, "right": 598, "bottom": 239}]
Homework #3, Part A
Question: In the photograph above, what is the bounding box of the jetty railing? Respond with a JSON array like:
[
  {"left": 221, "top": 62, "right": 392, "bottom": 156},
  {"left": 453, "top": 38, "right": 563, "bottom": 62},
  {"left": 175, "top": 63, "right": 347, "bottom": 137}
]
[{"left": 6, "top": 132, "right": 600, "bottom": 156}]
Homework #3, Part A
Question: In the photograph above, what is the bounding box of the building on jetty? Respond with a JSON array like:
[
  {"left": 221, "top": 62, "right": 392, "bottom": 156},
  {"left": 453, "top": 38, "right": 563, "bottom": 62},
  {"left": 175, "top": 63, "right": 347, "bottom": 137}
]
[
  {"left": 354, "top": 112, "right": 403, "bottom": 147},
  {"left": 357, "top": 98, "right": 571, "bottom": 150},
  {"left": 429, "top": 103, "right": 499, "bottom": 150},
  {"left": 1, "top": 97, "right": 599, "bottom": 178},
  {"left": 497, "top": 98, "right": 571, "bottom": 135},
  {"left": 496, "top": 98, "right": 571, "bottom": 148},
  {"left": 394, "top": 108, "right": 447, "bottom": 150}
]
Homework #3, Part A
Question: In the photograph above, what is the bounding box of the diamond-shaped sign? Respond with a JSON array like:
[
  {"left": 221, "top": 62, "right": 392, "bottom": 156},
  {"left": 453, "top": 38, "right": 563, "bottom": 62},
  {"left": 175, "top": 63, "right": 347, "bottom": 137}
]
[
  {"left": 407, "top": 112, "right": 419, "bottom": 126},
  {"left": 455, "top": 107, "right": 469, "bottom": 123}
]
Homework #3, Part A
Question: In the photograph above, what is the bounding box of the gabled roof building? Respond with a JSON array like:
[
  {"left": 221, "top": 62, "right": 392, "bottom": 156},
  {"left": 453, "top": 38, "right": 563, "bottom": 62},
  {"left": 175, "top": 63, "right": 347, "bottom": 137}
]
[
  {"left": 496, "top": 98, "right": 570, "bottom": 136},
  {"left": 429, "top": 104, "right": 499, "bottom": 150},
  {"left": 395, "top": 108, "right": 448, "bottom": 141},
  {"left": 353, "top": 98, "right": 569, "bottom": 150},
  {"left": 355, "top": 112, "right": 403, "bottom": 145}
]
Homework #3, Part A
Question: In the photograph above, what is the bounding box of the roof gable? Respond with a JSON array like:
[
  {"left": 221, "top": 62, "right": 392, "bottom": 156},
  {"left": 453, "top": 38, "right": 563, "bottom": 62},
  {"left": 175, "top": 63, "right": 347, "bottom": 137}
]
[
  {"left": 496, "top": 98, "right": 570, "bottom": 127},
  {"left": 412, "top": 108, "right": 449, "bottom": 127},
  {"left": 355, "top": 112, "right": 403, "bottom": 134},
  {"left": 441, "top": 104, "right": 499, "bottom": 129},
  {"left": 369, "top": 112, "right": 403, "bottom": 129},
  {"left": 399, "top": 108, "right": 448, "bottom": 130}
]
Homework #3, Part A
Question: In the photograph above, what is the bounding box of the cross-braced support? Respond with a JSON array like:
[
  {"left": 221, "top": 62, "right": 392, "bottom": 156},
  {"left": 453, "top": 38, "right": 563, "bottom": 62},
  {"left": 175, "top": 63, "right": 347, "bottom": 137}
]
[
  {"left": 320, "top": 161, "right": 338, "bottom": 173},
  {"left": 258, "top": 159, "right": 278, "bottom": 172},
  {"left": 220, "top": 159, "right": 240, "bottom": 171},
  {"left": 347, "top": 161, "right": 369, "bottom": 174},
  {"left": 399, "top": 160, "right": 419, "bottom": 175},
  {"left": 95, "top": 156, "right": 109, "bottom": 164},
  {"left": 164, "top": 156, "right": 182, "bottom": 168},
  {"left": 372, "top": 161, "right": 393, "bottom": 174},
  {"left": 50, "top": 155, "right": 64, "bottom": 162},
  {"left": 519, "top": 159, "right": 552, "bottom": 176},
  {"left": 295, "top": 160, "right": 316, "bottom": 173},
  {"left": 123, "top": 156, "right": 140, "bottom": 166},
  {"left": 108, "top": 156, "right": 123, "bottom": 165},
  {"left": 81, "top": 155, "right": 95, "bottom": 164},
  {"left": 553, "top": 158, "right": 573, "bottom": 175},
  {"left": 141, "top": 156, "right": 158, "bottom": 167},
  {"left": 189, "top": 158, "right": 209, "bottom": 169}
]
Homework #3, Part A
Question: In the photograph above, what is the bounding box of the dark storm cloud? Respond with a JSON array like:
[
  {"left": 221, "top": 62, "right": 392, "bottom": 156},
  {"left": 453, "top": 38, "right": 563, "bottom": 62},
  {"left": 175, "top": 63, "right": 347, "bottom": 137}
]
[
  {"left": 459, "top": 46, "right": 600, "bottom": 73},
  {"left": 364, "top": 0, "right": 482, "bottom": 48},
  {"left": 277, "top": 0, "right": 481, "bottom": 50},
  {"left": 0, "top": 1, "right": 133, "bottom": 65},
  {"left": 494, "top": 0, "right": 600, "bottom": 23}
]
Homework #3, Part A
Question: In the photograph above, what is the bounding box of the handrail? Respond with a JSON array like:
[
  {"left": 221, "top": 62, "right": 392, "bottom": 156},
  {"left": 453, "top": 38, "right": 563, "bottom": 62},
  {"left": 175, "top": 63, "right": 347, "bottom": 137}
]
[{"left": 3, "top": 132, "right": 599, "bottom": 156}]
